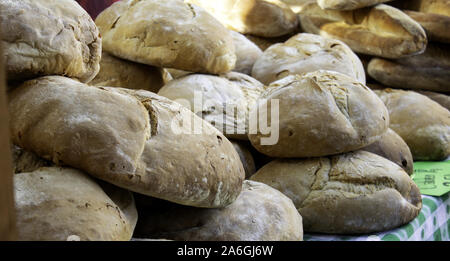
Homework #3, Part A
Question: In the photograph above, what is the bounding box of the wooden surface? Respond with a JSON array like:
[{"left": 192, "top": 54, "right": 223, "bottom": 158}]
[{"left": 0, "top": 36, "right": 16, "bottom": 240}]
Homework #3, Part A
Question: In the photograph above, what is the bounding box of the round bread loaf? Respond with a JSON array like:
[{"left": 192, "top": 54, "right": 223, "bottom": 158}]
[
  {"left": 251, "top": 151, "right": 422, "bottom": 234},
  {"left": 134, "top": 180, "right": 303, "bottom": 241},
  {"left": 318, "top": 0, "right": 393, "bottom": 10},
  {"left": 95, "top": 0, "right": 236, "bottom": 74},
  {"left": 251, "top": 33, "right": 366, "bottom": 85},
  {"left": 299, "top": 3, "right": 427, "bottom": 58},
  {"left": 230, "top": 31, "right": 263, "bottom": 75},
  {"left": 0, "top": 0, "right": 101, "bottom": 83},
  {"left": 14, "top": 167, "right": 135, "bottom": 241},
  {"left": 9, "top": 76, "right": 245, "bottom": 208},
  {"left": 248, "top": 70, "right": 389, "bottom": 158},
  {"left": 368, "top": 43, "right": 450, "bottom": 93},
  {"left": 89, "top": 52, "right": 172, "bottom": 93},
  {"left": 231, "top": 141, "right": 257, "bottom": 179},
  {"left": 158, "top": 72, "right": 266, "bottom": 140},
  {"left": 375, "top": 89, "right": 450, "bottom": 161},
  {"left": 186, "top": 0, "right": 299, "bottom": 37},
  {"left": 362, "top": 128, "right": 413, "bottom": 175}
]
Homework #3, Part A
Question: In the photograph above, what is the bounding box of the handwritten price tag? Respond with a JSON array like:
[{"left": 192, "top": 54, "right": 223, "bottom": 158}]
[{"left": 412, "top": 161, "right": 450, "bottom": 197}]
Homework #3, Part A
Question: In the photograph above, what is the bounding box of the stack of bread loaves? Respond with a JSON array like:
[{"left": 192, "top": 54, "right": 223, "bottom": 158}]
[{"left": 1, "top": 0, "right": 446, "bottom": 241}]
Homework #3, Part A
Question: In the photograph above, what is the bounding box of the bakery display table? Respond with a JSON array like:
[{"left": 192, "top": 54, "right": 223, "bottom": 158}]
[{"left": 304, "top": 194, "right": 450, "bottom": 241}]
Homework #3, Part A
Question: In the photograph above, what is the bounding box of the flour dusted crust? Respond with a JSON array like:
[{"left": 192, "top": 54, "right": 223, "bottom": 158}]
[
  {"left": 134, "top": 180, "right": 303, "bottom": 241},
  {"left": 362, "top": 128, "right": 413, "bottom": 175},
  {"left": 299, "top": 3, "right": 427, "bottom": 58},
  {"left": 375, "top": 89, "right": 450, "bottom": 161},
  {"left": 229, "top": 31, "right": 263, "bottom": 75},
  {"left": 95, "top": 0, "right": 236, "bottom": 74},
  {"left": 158, "top": 72, "right": 266, "bottom": 140},
  {"left": 89, "top": 52, "right": 171, "bottom": 93},
  {"left": 0, "top": 0, "right": 101, "bottom": 83},
  {"left": 368, "top": 43, "right": 450, "bottom": 93},
  {"left": 14, "top": 167, "right": 134, "bottom": 241},
  {"left": 9, "top": 76, "right": 245, "bottom": 208},
  {"left": 186, "top": 0, "right": 299, "bottom": 37},
  {"left": 318, "top": 0, "right": 393, "bottom": 10},
  {"left": 251, "top": 151, "right": 422, "bottom": 234},
  {"left": 248, "top": 71, "right": 389, "bottom": 158},
  {"left": 251, "top": 33, "right": 366, "bottom": 85}
]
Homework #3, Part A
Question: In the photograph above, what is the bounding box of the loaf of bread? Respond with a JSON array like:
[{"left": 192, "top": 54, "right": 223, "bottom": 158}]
[
  {"left": 251, "top": 33, "right": 366, "bottom": 85},
  {"left": 95, "top": 0, "right": 236, "bottom": 74},
  {"left": 318, "top": 0, "right": 393, "bottom": 10},
  {"left": 0, "top": 0, "right": 101, "bottom": 83},
  {"left": 14, "top": 167, "right": 136, "bottom": 241},
  {"left": 158, "top": 72, "right": 266, "bottom": 140},
  {"left": 416, "top": 91, "right": 450, "bottom": 111},
  {"left": 89, "top": 52, "right": 172, "bottom": 93},
  {"left": 231, "top": 141, "right": 257, "bottom": 179},
  {"left": 248, "top": 71, "right": 389, "bottom": 158},
  {"left": 134, "top": 180, "right": 303, "bottom": 241},
  {"left": 230, "top": 31, "right": 263, "bottom": 75},
  {"left": 299, "top": 3, "right": 427, "bottom": 58},
  {"left": 362, "top": 128, "right": 413, "bottom": 175},
  {"left": 251, "top": 151, "right": 422, "bottom": 234},
  {"left": 404, "top": 10, "right": 450, "bottom": 43},
  {"left": 375, "top": 89, "right": 450, "bottom": 161},
  {"left": 368, "top": 43, "right": 450, "bottom": 93},
  {"left": 186, "top": 0, "right": 299, "bottom": 37},
  {"left": 9, "top": 76, "right": 245, "bottom": 208}
]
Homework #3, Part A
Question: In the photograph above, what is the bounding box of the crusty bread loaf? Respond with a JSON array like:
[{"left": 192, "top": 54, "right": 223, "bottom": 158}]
[
  {"left": 375, "top": 89, "right": 450, "bottom": 161},
  {"left": 362, "top": 128, "right": 413, "bottom": 175},
  {"left": 158, "top": 72, "right": 266, "bottom": 140},
  {"left": 252, "top": 33, "right": 366, "bottom": 85},
  {"left": 186, "top": 0, "right": 299, "bottom": 37},
  {"left": 318, "top": 0, "right": 393, "bottom": 10},
  {"left": 299, "top": 3, "right": 427, "bottom": 58},
  {"left": 416, "top": 91, "right": 450, "bottom": 111},
  {"left": 96, "top": 0, "right": 236, "bottom": 74},
  {"left": 89, "top": 52, "right": 172, "bottom": 93},
  {"left": 134, "top": 180, "right": 303, "bottom": 241},
  {"left": 15, "top": 167, "right": 135, "bottom": 241},
  {"left": 404, "top": 10, "right": 450, "bottom": 43},
  {"left": 229, "top": 31, "right": 263, "bottom": 75},
  {"left": 368, "top": 43, "right": 450, "bottom": 93},
  {"left": 251, "top": 151, "right": 422, "bottom": 234},
  {"left": 231, "top": 141, "right": 257, "bottom": 179},
  {"left": 248, "top": 71, "right": 389, "bottom": 158},
  {"left": 9, "top": 76, "right": 245, "bottom": 208},
  {"left": 0, "top": 0, "right": 101, "bottom": 83}
]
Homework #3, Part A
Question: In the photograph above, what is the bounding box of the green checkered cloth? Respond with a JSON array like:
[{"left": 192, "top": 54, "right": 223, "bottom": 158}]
[{"left": 304, "top": 193, "right": 450, "bottom": 241}]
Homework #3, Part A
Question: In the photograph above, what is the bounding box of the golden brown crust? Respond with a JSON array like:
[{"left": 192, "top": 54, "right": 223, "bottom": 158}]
[
  {"left": 375, "top": 89, "right": 450, "bottom": 160},
  {"left": 134, "top": 180, "right": 303, "bottom": 241},
  {"left": 299, "top": 3, "right": 427, "bottom": 58},
  {"left": 251, "top": 151, "right": 422, "bottom": 234},
  {"left": 0, "top": 0, "right": 101, "bottom": 83},
  {"left": 248, "top": 71, "right": 389, "bottom": 158},
  {"left": 95, "top": 0, "right": 236, "bottom": 74},
  {"left": 187, "top": 0, "right": 299, "bottom": 37},
  {"left": 404, "top": 10, "right": 450, "bottom": 43}
]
